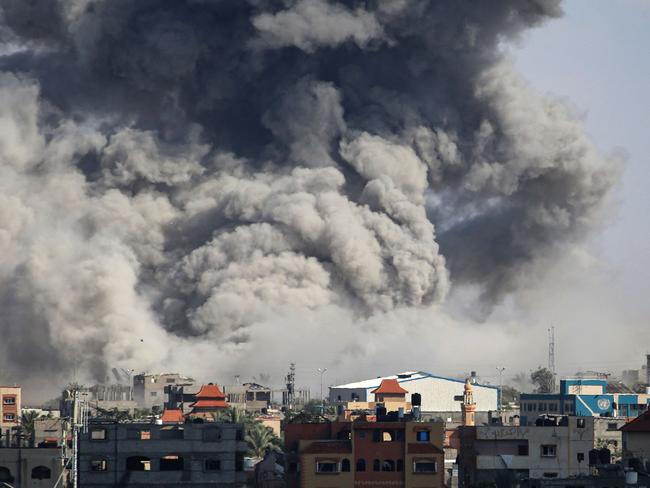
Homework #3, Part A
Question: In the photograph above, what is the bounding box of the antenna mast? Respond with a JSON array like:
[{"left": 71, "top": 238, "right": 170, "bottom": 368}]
[{"left": 548, "top": 326, "right": 556, "bottom": 393}]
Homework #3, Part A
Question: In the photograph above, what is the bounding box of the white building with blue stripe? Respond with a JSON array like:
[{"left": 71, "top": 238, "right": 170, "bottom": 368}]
[{"left": 328, "top": 371, "right": 498, "bottom": 412}]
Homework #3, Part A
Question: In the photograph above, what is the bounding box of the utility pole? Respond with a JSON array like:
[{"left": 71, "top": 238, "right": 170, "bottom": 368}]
[
  {"left": 496, "top": 367, "right": 506, "bottom": 411},
  {"left": 285, "top": 363, "right": 295, "bottom": 410},
  {"left": 548, "top": 327, "right": 556, "bottom": 393},
  {"left": 317, "top": 368, "right": 327, "bottom": 415}
]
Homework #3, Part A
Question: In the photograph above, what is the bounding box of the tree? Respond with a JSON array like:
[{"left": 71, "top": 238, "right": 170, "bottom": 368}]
[
  {"left": 530, "top": 367, "right": 555, "bottom": 393},
  {"left": 245, "top": 422, "right": 281, "bottom": 458},
  {"left": 20, "top": 410, "right": 42, "bottom": 447},
  {"left": 213, "top": 407, "right": 281, "bottom": 457}
]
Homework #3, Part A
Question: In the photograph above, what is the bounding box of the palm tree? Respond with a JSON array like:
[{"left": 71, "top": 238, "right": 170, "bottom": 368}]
[
  {"left": 20, "top": 411, "right": 41, "bottom": 447},
  {"left": 245, "top": 422, "right": 281, "bottom": 458},
  {"left": 212, "top": 406, "right": 254, "bottom": 425}
]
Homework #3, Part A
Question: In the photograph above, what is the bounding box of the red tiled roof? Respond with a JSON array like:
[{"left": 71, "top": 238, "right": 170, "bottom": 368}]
[
  {"left": 621, "top": 411, "right": 650, "bottom": 432},
  {"left": 371, "top": 379, "right": 408, "bottom": 395},
  {"left": 161, "top": 408, "right": 185, "bottom": 424},
  {"left": 301, "top": 441, "right": 352, "bottom": 455},
  {"left": 408, "top": 443, "right": 444, "bottom": 455},
  {"left": 191, "top": 399, "right": 229, "bottom": 409},
  {"left": 194, "top": 383, "right": 226, "bottom": 399}
]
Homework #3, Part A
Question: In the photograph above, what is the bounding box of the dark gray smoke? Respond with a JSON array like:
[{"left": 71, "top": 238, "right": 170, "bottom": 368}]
[{"left": 0, "top": 0, "right": 618, "bottom": 382}]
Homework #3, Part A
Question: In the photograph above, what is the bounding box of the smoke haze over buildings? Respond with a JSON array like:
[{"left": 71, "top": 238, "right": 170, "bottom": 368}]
[{"left": 0, "top": 0, "right": 621, "bottom": 392}]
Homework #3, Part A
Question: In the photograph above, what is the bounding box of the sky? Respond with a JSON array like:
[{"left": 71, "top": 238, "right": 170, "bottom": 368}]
[{"left": 501, "top": 0, "right": 650, "bottom": 381}]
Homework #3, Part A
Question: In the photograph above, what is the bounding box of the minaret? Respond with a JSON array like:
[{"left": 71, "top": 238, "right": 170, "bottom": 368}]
[{"left": 461, "top": 377, "right": 476, "bottom": 427}]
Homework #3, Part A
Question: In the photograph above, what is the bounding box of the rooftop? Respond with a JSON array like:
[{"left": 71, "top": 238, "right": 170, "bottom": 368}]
[
  {"left": 621, "top": 411, "right": 650, "bottom": 432},
  {"left": 331, "top": 371, "right": 498, "bottom": 390},
  {"left": 371, "top": 379, "right": 409, "bottom": 395}
]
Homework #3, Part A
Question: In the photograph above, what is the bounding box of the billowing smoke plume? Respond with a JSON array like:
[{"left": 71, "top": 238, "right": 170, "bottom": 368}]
[{"left": 0, "top": 0, "right": 618, "bottom": 384}]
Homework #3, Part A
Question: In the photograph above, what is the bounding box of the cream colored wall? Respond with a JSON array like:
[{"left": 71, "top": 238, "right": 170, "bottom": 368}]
[
  {"left": 300, "top": 452, "right": 353, "bottom": 488},
  {"left": 404, "top": 421, "right": 445, "bottom": 488}
]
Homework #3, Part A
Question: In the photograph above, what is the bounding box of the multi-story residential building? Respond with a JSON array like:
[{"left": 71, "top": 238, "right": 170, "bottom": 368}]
[
  {"left": 223, "top": 383, "right": 272, "bottom": 413},
  {"left": 0, "top": 447, "right": 68, "bottom": 487},
  {"left": 0, "top": 386, "right": 21, "bottom": 432},
  {"left": 133, "top": 373, "right": 196, "bottom": 410},
  {"left": 78, "top": 420, "right": 247, "bottom": 487},
  {"left": 520, "top": 379, "right": 650, "bottom": 425},
  {"left": 329, "top": 371, "right": 498, "bottom": 414},
  {"left": 458, "top": 416, "right": 597, "bottom": 486},
  {"left": 285, "top": 417, "right": 445, "bottom": 488},
  {"left": 621, "top": 410, "right": 650, "bottom": 472}
]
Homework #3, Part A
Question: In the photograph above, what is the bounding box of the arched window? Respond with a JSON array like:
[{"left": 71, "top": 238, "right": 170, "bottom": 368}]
[
  {"left": 396, "top": 459, "right": 404, "bottom": 472},
  {"left": 0, "top": 466, "right": 13, "bottom": 482},
  {"left": 160, "top": 455, "right": 184, "bottom": 471},
  {"left": 373, "top": 459, "right": 380, "bottom": 471},
  {"left": 356, "top": 459, "right": 366, "bottom": 472},
  {"left": 341, "top": 459, "right": 350, "bottom": 472},
  {"left": 382, "top": 460, "right": 395, "bottom": 472},
  {"left": 31, "top": 466, "right": 52, "bottom": 480},
  {"left": 126, "top": 456, "right": 151, "bottom": 471}
]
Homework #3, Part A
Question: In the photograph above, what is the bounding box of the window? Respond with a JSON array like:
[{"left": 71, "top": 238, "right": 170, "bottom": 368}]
[
  {"left": 541, "top": 445, "right": 557, "bottom": 458},
  {"left": 315, "top": 460, "right": 339, "bottom": 473},
  {"left": 90, "top": 428, "right": 107, "bottom": 441},
  {"left": 549, "top": 403, "right": 558, "bottom": 412},
  {"left": 396, "top": 459, "right": 404, "bottom": 472},
  {"left": 382, "top": 460, "right": 395, "bottom": 472},
  {"left": 413, "top": 459, "right": 437, "bottom": 473},
  {"left": 160, "top": 455, "right": 184, "bottom": 471},
  {"left": 160, "top": 426, "right": 184, "bottom": 440},
  {"left": 607, "top": 423, "right": 618, "bottom": 431},
  {"left": 0, "top": 467, "right": 12, "bottom": 483},
  {"left": 382, "top": 431, "right": 393, "bottom": 442},
  {"left": 3, "top": 414, "right": 14, "bottom": 421},
  {"left": 126, "top": 456, "right": 151, "bottom": 471},
  {"left": 236, "top": 453, "right": 244, "bottom": 472},
  {"left": 127, "top": 429, "right": 151, "bottom": 440},
  {"left": 205, "top": 459, "right": 221, "bottom": 471},
  {"left": 373, "top": 459, "right": 380, "bottom": 472},
  {"left": 416, "top": 430, "right": 430, "bottom": 442},
  {"left": 203, "top": 428, "right": 221, "bottom": 441},
  {"left": 236, "top": 429, "right": 244, "bottom": 441},
  {"left": 543, "top": 472, "right": 558, "bottom": 478},
  {"left": 341, "top": 459, "right": 350, "bottom": 472},
  {"left": 31, "top": 466, "right": 51, "bottom": 480},
  {"left": 91, "top": 460, "right": 107, "bottom": 472},
  {"left": 3, "top": 397, "right": 15, "bottom": 405},
  {"left": 518, "top": 444, "right": 529, "bottom": 456},
  {"left": 356, "top": 459, "right": 366, "bottom": 472},
  {"left": 577, "top": 452, "right": 585, "bottom": 462},
  {"left": 538, "top": 403, "right": 547, "bottom": 411},
  {"left": 337, "top": 395, "right": 342, "bottom": 401},
  {"left": 166, "top": 378, "right": 175, "bottom": 383},
  {"left": 577, "top": 418, "right": 586, "bottom": 428},
  {"left": 150, "top": 391, "right": 158, "bottom": 397}
]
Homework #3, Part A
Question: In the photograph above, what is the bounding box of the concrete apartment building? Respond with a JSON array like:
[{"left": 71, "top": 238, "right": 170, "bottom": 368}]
[
  {"left": 329, "top": 371, "right": 498, "bottom": 414},
  {"left": 621, "top": 410, "right": 650, "bottom": 472},
  {"left": 458, "top": 416, "right": 596, "bottom": 486},
  {"left": 285, "top": 418, "right": 445, "bottom": 488},
  {"left": 78, "top": 420, "right": 247, "bottom": 487},
  {"left": 0, "top": 447, "right": 67, "bottom": 487},
  {"left": 0, "top": 386, "right": 21, "bottom": 432},
  {"left": 133, "top": 373, "right": 196, "bottom": 410},
  {"left": 223, "top": 383, "right": 272, "bottom": 413}
]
